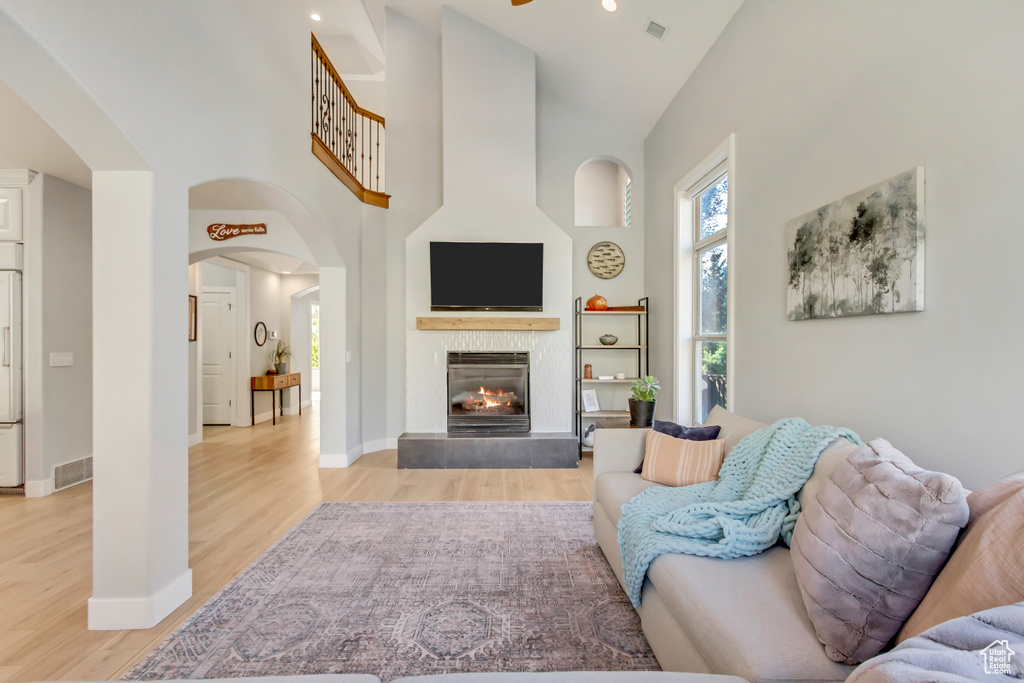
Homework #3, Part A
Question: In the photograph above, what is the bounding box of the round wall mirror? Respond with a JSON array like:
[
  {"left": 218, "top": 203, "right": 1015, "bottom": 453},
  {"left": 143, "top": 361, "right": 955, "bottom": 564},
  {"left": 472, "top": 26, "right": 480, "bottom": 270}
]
[{"left": 254, "top": 321, "right": 267, "bottom": 346}]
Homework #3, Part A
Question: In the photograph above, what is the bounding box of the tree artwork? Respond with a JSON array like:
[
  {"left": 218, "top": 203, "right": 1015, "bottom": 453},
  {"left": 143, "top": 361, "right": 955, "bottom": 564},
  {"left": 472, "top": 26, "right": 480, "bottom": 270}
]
[{"left": 786, "top": 168, "right": 924, "bottom": 320}]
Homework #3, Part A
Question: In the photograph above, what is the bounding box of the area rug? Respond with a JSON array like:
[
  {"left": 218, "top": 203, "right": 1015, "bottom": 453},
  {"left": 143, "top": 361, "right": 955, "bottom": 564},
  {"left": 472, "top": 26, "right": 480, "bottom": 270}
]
[{"left": 125, "top": 502, "right": 658, "bottom": 681}]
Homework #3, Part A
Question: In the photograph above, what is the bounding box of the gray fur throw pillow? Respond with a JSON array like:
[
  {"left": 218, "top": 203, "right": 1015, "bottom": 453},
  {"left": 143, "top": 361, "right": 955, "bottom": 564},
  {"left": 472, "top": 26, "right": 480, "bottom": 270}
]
[{"left": 790, "top": 438, "right": 969, "bottom": 665}]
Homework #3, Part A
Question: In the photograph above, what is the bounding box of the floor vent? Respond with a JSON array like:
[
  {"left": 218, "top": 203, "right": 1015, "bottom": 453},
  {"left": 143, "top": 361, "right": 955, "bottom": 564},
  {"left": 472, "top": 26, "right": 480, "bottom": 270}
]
[
  {"left": 0, "top": 485, "right": 24, "bottom": 495},
  {"left": 54, "top": 456, "right": 93, "bottom": 491},
  {"left": 646, "top": 20, "right": 667, "bottom": 39}
]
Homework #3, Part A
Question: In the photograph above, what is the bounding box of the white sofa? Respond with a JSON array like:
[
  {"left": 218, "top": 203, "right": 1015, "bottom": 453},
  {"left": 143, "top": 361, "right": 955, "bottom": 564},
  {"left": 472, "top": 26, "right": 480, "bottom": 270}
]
[{"left": 592, "top": 408, "right": 862, "bottom": 683}]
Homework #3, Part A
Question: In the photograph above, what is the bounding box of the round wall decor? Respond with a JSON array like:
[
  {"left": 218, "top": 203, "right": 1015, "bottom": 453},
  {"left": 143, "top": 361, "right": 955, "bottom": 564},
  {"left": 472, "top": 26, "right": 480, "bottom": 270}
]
[
  {"left": 254, "top": 321, "right": 268, "bottom": 346},
  {"left": 587, "top": 241, "right": 625, "bottom": 279}
]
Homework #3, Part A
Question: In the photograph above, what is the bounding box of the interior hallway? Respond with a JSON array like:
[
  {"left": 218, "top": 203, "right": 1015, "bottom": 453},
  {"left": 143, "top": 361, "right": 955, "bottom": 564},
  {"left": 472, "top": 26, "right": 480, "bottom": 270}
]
[{"left": 0, "top": 405, "right": 594, "bottom": 683}]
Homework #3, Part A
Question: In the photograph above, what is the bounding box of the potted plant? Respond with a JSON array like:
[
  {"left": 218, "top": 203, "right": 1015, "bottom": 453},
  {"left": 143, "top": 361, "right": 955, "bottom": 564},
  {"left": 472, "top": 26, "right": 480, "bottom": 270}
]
[
  {"left": 629, "top": 375, "right": 660, "bottom": 427},
  {"left": 270, "top": 340, "right": 291, "bottom": 375}
]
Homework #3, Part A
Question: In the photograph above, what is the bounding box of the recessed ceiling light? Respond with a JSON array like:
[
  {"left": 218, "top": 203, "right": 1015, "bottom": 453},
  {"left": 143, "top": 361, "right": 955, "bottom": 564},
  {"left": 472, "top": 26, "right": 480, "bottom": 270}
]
[
  {"left": 282, "top": 271, "right": 291, "bottom": 274},
  {"left": 310, "top": 13, "right": 321, "bottom": 21},
  {"left": 601, "top": 0, "right": 617, "bottom": 12}
]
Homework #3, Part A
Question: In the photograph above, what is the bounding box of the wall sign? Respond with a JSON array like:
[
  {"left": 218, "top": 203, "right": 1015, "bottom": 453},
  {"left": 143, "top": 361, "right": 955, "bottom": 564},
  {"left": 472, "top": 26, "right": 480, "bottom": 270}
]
[{"left": 207, "top": 223, "right": 267, "bottom": 241}]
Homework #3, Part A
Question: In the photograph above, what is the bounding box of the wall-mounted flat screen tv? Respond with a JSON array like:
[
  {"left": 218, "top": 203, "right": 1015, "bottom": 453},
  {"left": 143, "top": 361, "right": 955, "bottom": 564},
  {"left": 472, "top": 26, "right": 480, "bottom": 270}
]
[{"left": 430, "top": 241, "right": 543, "bottom": 312}]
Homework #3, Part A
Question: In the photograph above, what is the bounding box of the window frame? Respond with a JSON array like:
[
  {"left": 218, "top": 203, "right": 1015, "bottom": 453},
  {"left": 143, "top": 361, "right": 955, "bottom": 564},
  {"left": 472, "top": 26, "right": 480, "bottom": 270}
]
[
  {"left": 690, "top": 163, "right": 728, "bottom": 424},
  {"left": 673, "top": 134, "right": 736, "bottom": 427}
]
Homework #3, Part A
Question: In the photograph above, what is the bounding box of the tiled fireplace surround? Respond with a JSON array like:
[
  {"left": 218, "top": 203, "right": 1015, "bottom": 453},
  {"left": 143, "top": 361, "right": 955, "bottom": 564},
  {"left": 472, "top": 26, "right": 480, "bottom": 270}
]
[{"left": 397, "top": 329, "right": 578, "bottom": 469}]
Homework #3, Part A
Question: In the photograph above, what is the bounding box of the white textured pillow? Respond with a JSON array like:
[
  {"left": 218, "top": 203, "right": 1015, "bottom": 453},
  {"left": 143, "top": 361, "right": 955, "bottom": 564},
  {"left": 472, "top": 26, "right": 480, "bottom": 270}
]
[{"left": 791, "top": 439, "right": 969, "bottom": 665}]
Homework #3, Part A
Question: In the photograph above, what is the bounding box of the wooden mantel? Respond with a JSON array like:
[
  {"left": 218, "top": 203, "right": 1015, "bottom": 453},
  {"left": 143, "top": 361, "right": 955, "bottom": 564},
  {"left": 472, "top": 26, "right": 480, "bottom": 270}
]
[{"left": 416, "top": 317, "right": 560, "bottom": 331}]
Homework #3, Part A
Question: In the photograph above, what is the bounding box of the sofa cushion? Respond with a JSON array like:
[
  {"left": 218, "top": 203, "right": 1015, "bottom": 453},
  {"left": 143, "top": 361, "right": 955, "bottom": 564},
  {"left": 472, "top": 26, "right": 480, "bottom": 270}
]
[
  {"left": 640, "top": 430, "right": 725, "bottom": 487},
  {"left": 701, "top": 405, "right": 766, "bottom": 457},
  {"left": 634, "top": 421, "right": 722, "bottom": 473},
  {"left": 898, "top": 471, "right": 1024, "bottom": 642},
  {"left": 595, "top": 471, "right": 664, "bottom": 526},
  {"left": 646, "top": 546, "right": 854, "bottom": 683},
  {"left": 790, "top": 439, "right": 969, "bottom": 665}
]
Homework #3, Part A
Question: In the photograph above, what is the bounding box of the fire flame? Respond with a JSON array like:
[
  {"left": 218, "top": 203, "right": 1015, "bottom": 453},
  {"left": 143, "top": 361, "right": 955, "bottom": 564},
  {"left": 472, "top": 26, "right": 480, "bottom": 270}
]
[{"left": 478, "top": 386, "right": 511, "bottom": 407}]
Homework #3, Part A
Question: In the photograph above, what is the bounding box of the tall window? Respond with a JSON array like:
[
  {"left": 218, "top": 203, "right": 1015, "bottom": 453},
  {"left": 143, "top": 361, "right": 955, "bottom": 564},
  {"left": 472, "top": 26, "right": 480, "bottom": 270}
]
[
  {"left": 622, "top": 178, "right": 632, "bottom": 228},
  {"left": 311, "top": 304, "right": 320, "bottom": 369},
  {"left": 693, "top": 168, "right": 727, "bottom": 423}
]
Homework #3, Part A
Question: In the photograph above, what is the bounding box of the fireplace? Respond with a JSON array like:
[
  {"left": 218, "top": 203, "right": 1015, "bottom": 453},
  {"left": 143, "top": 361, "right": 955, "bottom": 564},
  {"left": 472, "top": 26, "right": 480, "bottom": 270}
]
[{"left": 447, "top": 352, "right": 529, "bottom": 433}]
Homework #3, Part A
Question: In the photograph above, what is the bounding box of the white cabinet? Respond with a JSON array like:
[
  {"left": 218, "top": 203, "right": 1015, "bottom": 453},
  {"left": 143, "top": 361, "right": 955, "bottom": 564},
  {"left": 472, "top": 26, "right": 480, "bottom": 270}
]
[{"left": 0, "top": 189, "right": 23, "bottom": 242}]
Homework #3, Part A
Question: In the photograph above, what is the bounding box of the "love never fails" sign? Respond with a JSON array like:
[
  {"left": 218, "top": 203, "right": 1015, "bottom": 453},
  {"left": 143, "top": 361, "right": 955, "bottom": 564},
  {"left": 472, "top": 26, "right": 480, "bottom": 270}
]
[{"left": 207, "top": 223, "right": 267, "bottom": 241}]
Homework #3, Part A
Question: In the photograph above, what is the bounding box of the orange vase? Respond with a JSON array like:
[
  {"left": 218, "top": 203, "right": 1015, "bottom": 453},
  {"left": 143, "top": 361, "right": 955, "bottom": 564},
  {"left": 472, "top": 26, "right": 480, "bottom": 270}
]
[{"left": 586, "top": 295, "right": 608, "bottom": 311}]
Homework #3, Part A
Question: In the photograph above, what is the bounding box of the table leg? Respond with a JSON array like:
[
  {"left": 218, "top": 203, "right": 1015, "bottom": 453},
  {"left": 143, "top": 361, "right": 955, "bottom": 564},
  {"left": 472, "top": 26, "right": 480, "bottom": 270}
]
[
  {"left": 251, "top": 389, "right": 255, "bottom": 426},
  {"left": 298, "top": 383, "right": 302, "bottom": 415},
  {"left": 272, "top": 389, "right": 276, "bottom": 425}
]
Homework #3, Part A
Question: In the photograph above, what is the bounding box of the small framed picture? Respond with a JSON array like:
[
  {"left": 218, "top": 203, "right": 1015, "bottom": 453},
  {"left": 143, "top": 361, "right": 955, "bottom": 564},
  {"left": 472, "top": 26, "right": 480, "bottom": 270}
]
[
  {"left": 581, "top": 389, "right": 600, "bottom": 413},
  {"left": 188, "top": 295, "right": 197, "bottom": 342}
]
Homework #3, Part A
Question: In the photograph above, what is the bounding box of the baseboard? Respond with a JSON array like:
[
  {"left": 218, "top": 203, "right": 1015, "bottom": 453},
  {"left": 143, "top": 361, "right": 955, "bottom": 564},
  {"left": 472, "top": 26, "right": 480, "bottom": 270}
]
[
  {"left": 320, "top": 451, "right": 355, "bottom": 468},
  {"left": 302, "top": 399, "right": 312, "bottom": 408},
  {"left": 386, "top": 437, "right": 398, "bottom": 449},
  {"left": 88, "top": 568, "right": 192, "bottom": 630},
  {"left": 188, "top": 431, "right": 202, "bottom": 447},
  {"left": 282, "top": 404, "right": 300, "bottom": 416},
  {"left": 24, "top": 478, "right": 54, "bottom": 498},
  {"left": 253, "top": 410, "right": 275, "bottom": 424}
]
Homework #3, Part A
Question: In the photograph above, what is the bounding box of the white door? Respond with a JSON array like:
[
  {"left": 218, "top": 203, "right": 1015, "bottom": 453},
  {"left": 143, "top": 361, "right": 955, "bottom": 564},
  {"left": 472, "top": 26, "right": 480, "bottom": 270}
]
[
  {"left": 0, "top": 272, "right": 21, "bottom": 423},
  {"left": 202, "top": 290, "right": 235, "bottom": 425}
]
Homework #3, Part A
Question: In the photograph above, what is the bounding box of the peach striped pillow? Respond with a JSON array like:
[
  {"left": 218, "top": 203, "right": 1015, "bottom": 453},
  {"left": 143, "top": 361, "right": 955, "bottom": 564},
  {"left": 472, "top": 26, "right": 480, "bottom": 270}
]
[{"left": 640, "top": 429, "right": 725, "bottom": 487}]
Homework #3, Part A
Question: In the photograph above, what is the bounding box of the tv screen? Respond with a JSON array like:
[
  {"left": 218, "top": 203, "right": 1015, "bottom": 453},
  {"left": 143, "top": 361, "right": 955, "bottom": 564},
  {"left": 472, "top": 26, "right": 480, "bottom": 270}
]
[{"left": 430, "top": 242, "right": 543, "bottom": 311}]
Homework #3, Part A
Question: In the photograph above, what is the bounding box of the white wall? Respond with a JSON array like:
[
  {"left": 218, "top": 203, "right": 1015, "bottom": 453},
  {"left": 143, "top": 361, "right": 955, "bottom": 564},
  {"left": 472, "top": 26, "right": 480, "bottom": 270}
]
[
  {"left": 22, "top": 173, "right": 92, "bottom": 494},
  {"left": 383, "top": 8, "right": 444, "bottom": 444},
  {"left": 644, "top": 0, "right": 1024, "bottom": 489},
  {"left": 574, "top": 159, "right": 623, "bottom": 227}
]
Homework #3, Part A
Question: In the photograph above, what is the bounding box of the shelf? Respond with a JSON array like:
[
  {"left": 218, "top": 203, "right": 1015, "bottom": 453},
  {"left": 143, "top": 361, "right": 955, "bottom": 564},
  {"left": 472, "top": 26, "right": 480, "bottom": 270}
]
[
  {"left": 578, "top": 345, "right": 646, "bottom": 349},
  {"left": 582, "top": 378, "right": 637, "bottom": 384},
  {"left": 578, "top": 410, "right": 629, "bottom": 417},
  {"left": 417, "top": 316, "right": 559, "bottom": 331},
  {"left": 581, "top": 310, "right": 647, "bottom": 315}
]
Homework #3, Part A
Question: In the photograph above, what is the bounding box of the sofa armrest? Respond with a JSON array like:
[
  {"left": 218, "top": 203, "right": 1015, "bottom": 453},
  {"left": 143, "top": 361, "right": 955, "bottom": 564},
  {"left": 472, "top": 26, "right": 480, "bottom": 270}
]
[{"left": 593, "top": 428, "right": 648, "bottom": 498}]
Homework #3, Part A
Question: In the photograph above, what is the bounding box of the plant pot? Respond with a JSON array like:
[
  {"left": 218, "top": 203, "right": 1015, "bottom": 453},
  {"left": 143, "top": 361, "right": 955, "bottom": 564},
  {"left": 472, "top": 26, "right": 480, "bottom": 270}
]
[
  {"left": 628, "top": 398, "right": 656, "bottom": 427},
  {"left": 275, "top": 362, "right": 288, "bottom": 375}
]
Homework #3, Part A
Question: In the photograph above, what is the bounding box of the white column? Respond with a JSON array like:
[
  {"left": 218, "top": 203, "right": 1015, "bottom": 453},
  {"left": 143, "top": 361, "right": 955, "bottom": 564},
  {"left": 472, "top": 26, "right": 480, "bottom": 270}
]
[
  {"left": 318, "top": 266, "right": 349, "bottom": 466},
  {"left": 88, "top": 171, "right": 191, "bottom": 629}
]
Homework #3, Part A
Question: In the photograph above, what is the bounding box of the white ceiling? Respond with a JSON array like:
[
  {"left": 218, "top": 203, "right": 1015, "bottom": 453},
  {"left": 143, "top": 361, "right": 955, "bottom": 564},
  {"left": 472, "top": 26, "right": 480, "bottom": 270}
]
[
  {"left": 364, "top": 0, "right": 744, "bottom": 137},
  {"left": 0, "top": 78, "right": 92, "bottom": 189},
  {"left": 223, "top": 251, "right": 318, "bottom": 276}
]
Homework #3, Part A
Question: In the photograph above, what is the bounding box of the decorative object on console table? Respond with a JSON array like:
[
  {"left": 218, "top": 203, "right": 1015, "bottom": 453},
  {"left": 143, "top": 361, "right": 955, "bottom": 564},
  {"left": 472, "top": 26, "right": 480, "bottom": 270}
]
[
  {"left": 628, "top": 375, "right": 660, "bottom": 427},
  {"left": 786, "top": 167, "right": 924, "bottom": 321},
  {"left": 270, "top": 339, "right": 291, "bottom": 375},
  {"left": 188, "top": 295, "right": 197, "bottom": 342},
  {"left": 574, "top": 296, "right": 649, "bottom": 455}
]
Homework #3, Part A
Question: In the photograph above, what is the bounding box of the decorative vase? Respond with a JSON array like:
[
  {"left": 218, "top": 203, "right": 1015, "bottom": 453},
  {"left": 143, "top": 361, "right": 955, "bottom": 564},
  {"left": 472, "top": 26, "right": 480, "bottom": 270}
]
[
  {"left": 586, "top": 294, "right": 608, "bottom": 311},
  {"left": 628, "top": 398, "right": 656, "bottom": 427},
  {"left": 583, "top": 364, "right": 593, "bottom": 379},
  {"left": 275, "top": 362, "right": 288, "bottom": 375},
  {"left": 599, "top": 334, "right": 618, "bottom": 346}
]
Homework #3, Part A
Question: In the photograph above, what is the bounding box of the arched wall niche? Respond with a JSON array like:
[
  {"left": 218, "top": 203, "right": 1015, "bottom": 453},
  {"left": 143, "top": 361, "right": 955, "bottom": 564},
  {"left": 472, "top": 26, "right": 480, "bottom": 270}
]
[{"left": 574, "top": 156, "right": 633, "bottom": 228}]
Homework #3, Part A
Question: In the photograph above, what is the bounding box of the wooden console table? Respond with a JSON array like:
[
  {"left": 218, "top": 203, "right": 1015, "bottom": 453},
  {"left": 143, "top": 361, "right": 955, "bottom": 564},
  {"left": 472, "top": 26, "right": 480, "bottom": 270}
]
[{"left": 251, "top": 373, "right": 301, "bottom": 425}]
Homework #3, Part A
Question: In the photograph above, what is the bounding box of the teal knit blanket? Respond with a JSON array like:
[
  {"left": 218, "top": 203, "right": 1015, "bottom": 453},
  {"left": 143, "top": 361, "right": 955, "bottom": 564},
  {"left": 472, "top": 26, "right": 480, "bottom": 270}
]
[{"left": 617, "top": 417, "right": 860, "bottom": 607}]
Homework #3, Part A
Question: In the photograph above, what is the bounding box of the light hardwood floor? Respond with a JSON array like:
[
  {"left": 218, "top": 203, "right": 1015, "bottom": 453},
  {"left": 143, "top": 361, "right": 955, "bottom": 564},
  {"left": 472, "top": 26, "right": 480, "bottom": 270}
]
[{"left": 0, "top": 405, "right": 593, "bottom": 683}]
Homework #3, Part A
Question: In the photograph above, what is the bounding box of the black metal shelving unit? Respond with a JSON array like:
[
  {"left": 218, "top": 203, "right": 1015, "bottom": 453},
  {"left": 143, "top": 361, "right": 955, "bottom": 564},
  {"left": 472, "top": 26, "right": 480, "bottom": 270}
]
[{"left": 573, "top": 296, "right": 649, "bottom": 457}]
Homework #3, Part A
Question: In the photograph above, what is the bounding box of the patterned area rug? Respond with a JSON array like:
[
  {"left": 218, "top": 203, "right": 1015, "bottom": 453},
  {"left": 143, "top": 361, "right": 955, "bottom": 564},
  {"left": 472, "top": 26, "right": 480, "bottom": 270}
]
[{"left": 125, "top": 502, "right": 658, "bottom": 681}]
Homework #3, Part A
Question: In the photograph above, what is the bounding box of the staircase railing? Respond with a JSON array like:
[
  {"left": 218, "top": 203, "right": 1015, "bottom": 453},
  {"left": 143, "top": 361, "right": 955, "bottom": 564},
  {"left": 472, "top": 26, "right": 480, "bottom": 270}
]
[{"left": 311, "top": 34, "right": 389, "bottom": 208}]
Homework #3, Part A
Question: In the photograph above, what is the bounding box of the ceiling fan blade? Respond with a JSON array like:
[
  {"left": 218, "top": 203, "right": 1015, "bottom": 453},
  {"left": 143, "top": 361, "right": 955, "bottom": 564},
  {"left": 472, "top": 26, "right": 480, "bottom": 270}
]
[{"left": 511, "top": 0, "right": 533, "bottom": 5}]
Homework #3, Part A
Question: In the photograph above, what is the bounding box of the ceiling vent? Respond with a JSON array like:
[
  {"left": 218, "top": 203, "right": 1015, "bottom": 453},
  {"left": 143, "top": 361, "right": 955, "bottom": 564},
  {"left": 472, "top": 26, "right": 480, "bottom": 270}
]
[{"left": 646, "top": 20, "right": 667, "bottom": 40}]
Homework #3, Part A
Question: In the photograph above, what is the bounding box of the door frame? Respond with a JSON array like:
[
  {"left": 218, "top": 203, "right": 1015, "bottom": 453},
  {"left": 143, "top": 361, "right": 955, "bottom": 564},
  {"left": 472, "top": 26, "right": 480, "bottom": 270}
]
[
  {"left": 196, "top": 257, "right": 252, "bottom": 432},
  {"left": 200, "top": 285, "right": 237, "bottom": 426}
]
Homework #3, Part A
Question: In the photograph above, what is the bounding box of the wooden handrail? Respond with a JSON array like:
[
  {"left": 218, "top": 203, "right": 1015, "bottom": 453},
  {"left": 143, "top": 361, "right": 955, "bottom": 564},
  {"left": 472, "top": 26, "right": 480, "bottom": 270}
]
[{"left": 311, "top": 33, "right": 389, "bottom": 207}]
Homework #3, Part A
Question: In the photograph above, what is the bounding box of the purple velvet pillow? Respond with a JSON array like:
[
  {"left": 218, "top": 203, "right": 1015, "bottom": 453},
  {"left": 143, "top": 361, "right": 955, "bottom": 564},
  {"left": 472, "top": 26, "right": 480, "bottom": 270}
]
[{"left": 633, "top": 420, "right": 722, "bottom": 473}]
